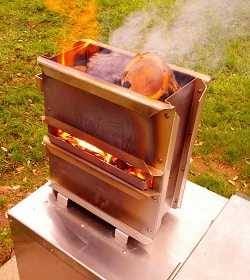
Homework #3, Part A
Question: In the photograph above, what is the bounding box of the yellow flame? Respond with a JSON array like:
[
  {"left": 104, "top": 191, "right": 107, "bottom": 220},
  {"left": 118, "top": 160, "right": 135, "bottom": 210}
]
[
  {"left": 58, "top": 130, "right": 112, "bottom": 163},
  {"left": 76, "top": 138, "right": 105, "bottom": 156},
  {"left": 57, "top": 130, "right": 148, "bottom": 182},
  {"left": 44, "top": 0, "right": 99, "bottom": 51}
]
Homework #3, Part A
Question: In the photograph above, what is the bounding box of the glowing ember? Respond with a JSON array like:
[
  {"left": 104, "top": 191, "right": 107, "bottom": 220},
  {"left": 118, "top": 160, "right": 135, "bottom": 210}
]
[{"left": 57, "top": 129, "right": 150, "bottom": 183}]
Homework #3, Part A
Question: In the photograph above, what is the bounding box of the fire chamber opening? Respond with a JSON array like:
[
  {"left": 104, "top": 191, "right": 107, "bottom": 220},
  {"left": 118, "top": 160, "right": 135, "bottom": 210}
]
[{"left": 56, "top": 129, "right": 153, "bottom": 187}]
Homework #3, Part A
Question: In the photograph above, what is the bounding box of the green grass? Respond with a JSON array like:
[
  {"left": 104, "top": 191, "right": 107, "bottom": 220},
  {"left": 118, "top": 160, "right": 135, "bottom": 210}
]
[
  {"left": 192, "top": 36, "right": 250, "bottom": 185},
  {"left": 0, "top": 227, "right": 13, "bottom": 252},
  {"left": 97, "top": 0, "right": 176, "bottom": 41},
  {"left": 97, "top": 0, "right": 146, "bottom": 40},
  {"left": 196, "top": 37, "right": 250, "bottom": 163},
  {"left": 0, "top": 0, "right": 63, "bottom": 263},
  {"left": 0, "top": 196, "right": 7, "bottom": 209},
  {"left": 189, "top": 36, "right": 250, "bottom": 197},
  {"left": 0, "top": 227, "right": 12, "bottom": 246},
  {"left": 191, "top": 173, "right": 235, "bottom": 198},
  {"left": 0, "top": 0, "right": 63, "bottom": 177}
]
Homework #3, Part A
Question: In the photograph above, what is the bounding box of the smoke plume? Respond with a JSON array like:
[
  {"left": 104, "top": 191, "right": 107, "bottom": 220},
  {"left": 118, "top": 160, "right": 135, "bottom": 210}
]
[{"left": 109, "top": 0, "right": 249, "bottom": 67}]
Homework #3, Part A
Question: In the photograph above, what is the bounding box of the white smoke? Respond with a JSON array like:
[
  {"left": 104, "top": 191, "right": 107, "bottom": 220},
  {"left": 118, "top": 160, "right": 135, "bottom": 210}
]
[{"left": 109, "top": 0, "right": 249, "bottom": 67}]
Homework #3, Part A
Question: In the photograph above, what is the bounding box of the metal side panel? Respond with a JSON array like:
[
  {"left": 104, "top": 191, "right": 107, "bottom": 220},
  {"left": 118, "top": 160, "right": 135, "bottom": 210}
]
[
  {"left": 171, "top": 78, "right": 207, "bottom": 208},
  {"left": 8, "top": 181, "right": 226, "bottom": 280}
]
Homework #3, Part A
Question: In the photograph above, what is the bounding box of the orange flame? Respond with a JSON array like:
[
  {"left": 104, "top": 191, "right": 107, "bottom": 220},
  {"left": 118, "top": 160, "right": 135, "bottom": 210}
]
[
  {"left": 44, "top": 0, "right": 99, "bottom": 52},
  {"left": 57, "top": 129, "right": 149, "bottom": 182}
]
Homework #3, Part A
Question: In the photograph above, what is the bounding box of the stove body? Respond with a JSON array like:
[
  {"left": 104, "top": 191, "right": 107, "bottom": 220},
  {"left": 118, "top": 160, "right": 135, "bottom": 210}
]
[{"left": 37, "top": 39, "right": 210, "bottom": 244}]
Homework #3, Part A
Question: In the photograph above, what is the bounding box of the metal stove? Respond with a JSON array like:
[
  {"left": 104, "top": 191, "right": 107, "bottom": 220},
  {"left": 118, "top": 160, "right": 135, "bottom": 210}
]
[
  {"left": 8, "top": 39, "right": 220, "bottom": 280},
  {"left": 36, "top": 39, "right": 210, "bottom": 245}
]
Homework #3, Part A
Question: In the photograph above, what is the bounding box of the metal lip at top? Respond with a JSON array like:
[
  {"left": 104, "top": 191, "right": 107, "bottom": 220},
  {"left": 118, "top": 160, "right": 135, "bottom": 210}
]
[
  {"left": 37, "top": 56, "right": 174, "bottom": 119},
  {"left": 37, "top": 39, "right": 210, "bottom": 119}
]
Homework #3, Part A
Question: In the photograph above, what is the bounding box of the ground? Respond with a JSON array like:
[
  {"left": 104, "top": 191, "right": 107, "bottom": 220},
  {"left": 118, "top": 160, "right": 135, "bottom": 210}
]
[{"left": 0, "top": 0, "right": 249, "bottom": 265}]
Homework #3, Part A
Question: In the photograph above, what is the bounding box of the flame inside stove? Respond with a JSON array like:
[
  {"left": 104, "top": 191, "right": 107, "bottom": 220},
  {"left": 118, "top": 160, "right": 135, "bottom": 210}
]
[{"left": 57, "top": 130, "right": 151, "bottom": 184}]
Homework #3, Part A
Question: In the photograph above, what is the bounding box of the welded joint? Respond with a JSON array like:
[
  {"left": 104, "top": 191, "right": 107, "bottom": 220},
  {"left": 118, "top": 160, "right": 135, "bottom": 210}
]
[
  {"left": 114, "top": 228, "right": 129, "bottom": 248},
  {"left": 56, "top": 193, "right": 69, "bottom": 208}
]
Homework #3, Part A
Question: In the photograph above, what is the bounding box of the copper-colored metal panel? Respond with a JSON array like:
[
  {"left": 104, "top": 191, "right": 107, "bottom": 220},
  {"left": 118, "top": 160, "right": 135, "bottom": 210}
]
[
  {"left": 44, "top": 116, "right": 161, "bottom": 176},
  {"left": 43, "top": 76, "right": 150, "bottom": 161},
  {"left": 44, "top": 118, "right": 178, "bottom": 244},
  {"left": 45, "top": 138, "right": 159, "bottom": 199},
  {"left": 48, "top": 133, "right": 152, "bottom": 190},
  {"left": 171, "top": 79, "right": 207, "bottom": 208},
  {"left": 38, "top": 55, "right": 172, "bottom": 117},
  {"left": 38, "top": 40, "right": 177, "bottom": 172},
  {"left": 46, "top": 140, "right": 165, "bottom": 244},
  {"left": 42, "top": 75, "right": 176, "bottom": 170},
  {"left": 166, "top": 80, "right": 196, "bottom": 202}
]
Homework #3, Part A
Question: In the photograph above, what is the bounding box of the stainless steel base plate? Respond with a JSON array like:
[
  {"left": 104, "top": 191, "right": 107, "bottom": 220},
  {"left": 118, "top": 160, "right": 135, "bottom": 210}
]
[{"left": 9, "top": 181, "right": 227, "bottom": 280}]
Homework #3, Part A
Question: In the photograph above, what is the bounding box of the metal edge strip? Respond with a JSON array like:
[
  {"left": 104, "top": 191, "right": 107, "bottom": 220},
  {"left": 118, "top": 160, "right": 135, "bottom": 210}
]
[{"left": 37, "top": 56, "right": 174, "bottom": 118}]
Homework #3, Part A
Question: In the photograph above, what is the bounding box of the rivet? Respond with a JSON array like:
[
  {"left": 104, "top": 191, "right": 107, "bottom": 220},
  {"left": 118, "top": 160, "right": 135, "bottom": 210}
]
[{"left": 122, "top": 81, "right": 131, "bottom": 89}]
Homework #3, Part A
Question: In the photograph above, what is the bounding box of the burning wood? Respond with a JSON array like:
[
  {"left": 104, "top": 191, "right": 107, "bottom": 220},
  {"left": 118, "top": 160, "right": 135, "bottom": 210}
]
[
  {"left": 74, "top": 49, "right": 180, "bottom": 99},
  {"left": 121, "top": 53, "right": 180, "bottom": 99},
  {"left": 57, "top": 129, "right": 152, "bottom": 186}
]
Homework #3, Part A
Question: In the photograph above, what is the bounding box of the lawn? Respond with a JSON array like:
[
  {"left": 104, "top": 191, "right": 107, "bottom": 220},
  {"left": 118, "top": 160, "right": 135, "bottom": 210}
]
[{"left": 0, "top": 0, "right": 249, "bottom": 265}]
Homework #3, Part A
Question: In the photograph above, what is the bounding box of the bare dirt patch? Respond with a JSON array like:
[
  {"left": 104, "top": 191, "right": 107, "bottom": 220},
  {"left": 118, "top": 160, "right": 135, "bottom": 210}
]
[
  {"left": 192, "top": 156, "right": 238, "bottom": 178},
  {"left": 191, "top": 156, "right": 248, "bottom": 194}
]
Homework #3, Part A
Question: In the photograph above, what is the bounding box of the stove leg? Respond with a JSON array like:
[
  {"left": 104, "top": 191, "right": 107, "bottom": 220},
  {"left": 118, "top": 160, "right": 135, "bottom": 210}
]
[
  {"left": 114, "top": 228, "right": 129, "bottom": 250},
  {"left": 56, "top": 192, "right": 69, "bottom": 208}
]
